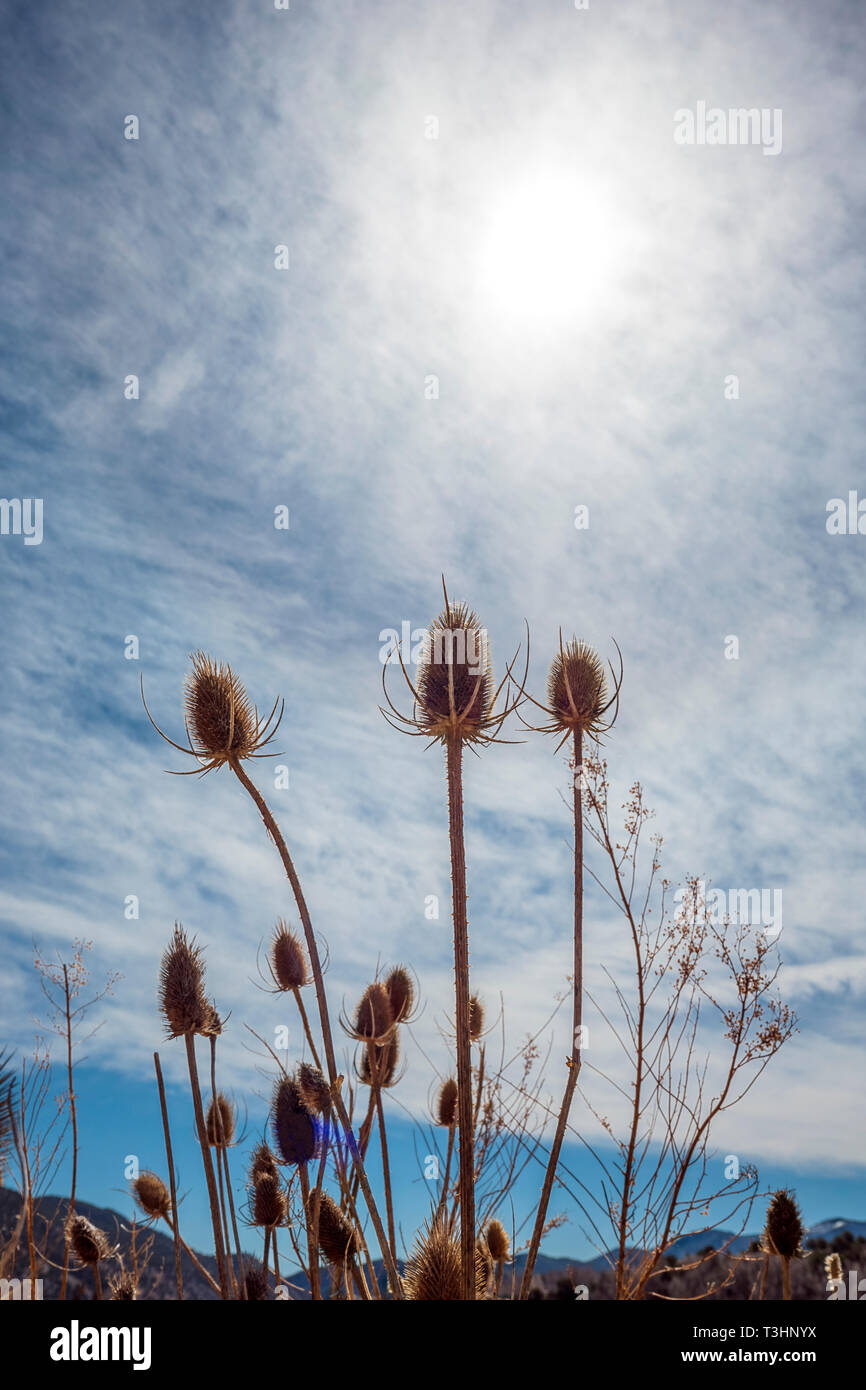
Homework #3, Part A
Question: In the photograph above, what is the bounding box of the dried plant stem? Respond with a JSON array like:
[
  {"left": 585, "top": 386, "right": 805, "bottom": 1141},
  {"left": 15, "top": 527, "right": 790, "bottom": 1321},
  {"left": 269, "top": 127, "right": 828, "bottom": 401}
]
[
  {"left": 373, "top": 1076, "right": 397, "bottom": 1265},
  {"left": 272, "top": 1227, "right": 281, "bottom": 1284},
  {"left": 183, "top": 1033, "right": 230, "bottom": 1299},
  {"left": 230, "top": 758, "right": 403, "bottom": 1298},
  {"left": 781, "top": 1256, "right": 791, "bottom": 1301},
  {"left": 221, "top": 1145, "right": 245, "bottom": 1299},
  {"left": 153, "top": 1051, "right": 184, "bottom": 1300},
  {"left": 759, "top": 1253, "right": 769, "bottom": 1300},
  {"left": 263, "top": 1227, "right": 270, "bottom": 1288},
  {"left": 293, "top": 988, "right": 322, "bottom": 1071},
  {"left": 171, "top": 1228, "right": 220, "bottom": 1294},
  {"left": 60, "top": 964, "right": 77, "bottom": 1301},
  {"left": 520, "top": 728, "right": 583, "bottom": 1299},
  {"left": 307, "top": 1132, "right": 329, "bottom": 1302},
  {"left": 445, "top": 734, "right": 476, "bottom": 1299},
  {"left": 435, "top": 1126, "right": 455, "bottom": 1226},
  {"left": 298, "top": 1165, "right": 316, "bottom": 1296},
  {"left": 209, "top": 1041, "right": 237, "bottom": 1297},
  {"left": 93, "top": 1263, "right": 102, "bottom": 1300}
]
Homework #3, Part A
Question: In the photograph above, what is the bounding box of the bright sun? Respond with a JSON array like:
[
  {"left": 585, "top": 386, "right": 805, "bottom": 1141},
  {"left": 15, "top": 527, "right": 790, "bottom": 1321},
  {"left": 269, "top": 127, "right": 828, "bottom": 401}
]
[{"left": 476, "top": 173, "right": 627, "bottom": 329}]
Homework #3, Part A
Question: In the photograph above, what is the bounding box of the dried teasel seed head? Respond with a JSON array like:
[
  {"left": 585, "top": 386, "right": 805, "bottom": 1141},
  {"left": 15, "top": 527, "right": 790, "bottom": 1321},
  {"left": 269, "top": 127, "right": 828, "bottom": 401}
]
[
  {"left": 253, "top": 1172, "right": 286, "bottom": 1228},
  {"left": 385, "top": 965, "right": 415, "bottom": 1023},
  {"left": 353, "top": 982, "right": 394, "bottom": 1042},
  {"left": 468, "top": 994, "right": 485, "bottom": 1041},
  {"left": 405, "top": 1222, "right": 489, "bottom": 1301},
  {"left": 270, "top": 921, "right": 309, "bottom": 991},
  {"left": 184, "top": 651, "right": 257, "bottom": 766},
  {"left": 206, "top": 1093, "right": 236, "bottom": 1147},
  {"left": 436, "top": 1077, "right": 458, "bottom": 1127},
  {"left": 109, "top": 1270, "right": 137, "bottom": 1300},
  {"left": 272, "top": 1076, "right": 317, "bottom": 1168},
  {"left": 764, "top": 1189, "right": 804, "bottom": 1260},
  {"left": 316, "top": 1192, "right": 361, "bottom": 1267},
  {"left": 547, "top": 640, "right": 609, "bottom": 738},
  {"left": 298, "top": 1062, "right": 331, "bottom": 1114},
  {"left": 476, "top": 1238, "right": 493, "bottom": 1294},
  {"left": 417, "top": 600, "right": 493, "bottom": 743},
  {"left": 825, "top": 1252, "right": 842, "bottom": 1282},
  {"left": 131, "top": 1171, "right": 171, "bottom": 1221},
  {"left": 67, "top": 1213, "right": 110, "bottom": 1267},
  {"left": 158, "top": 923, "right": 211, "bottom": 1039},
  {"left": 360, "top": 1033, "right": 400, "bottom": 1089},
  {"left": 249, "top": 1141, "right": 279, "bottom": 1186},
  {"left": 486, "top": 1219, "right": 510, "bottom": 1263},
  {"left": 244, "top": 1267, "right": 269, "bottom": 1301}
]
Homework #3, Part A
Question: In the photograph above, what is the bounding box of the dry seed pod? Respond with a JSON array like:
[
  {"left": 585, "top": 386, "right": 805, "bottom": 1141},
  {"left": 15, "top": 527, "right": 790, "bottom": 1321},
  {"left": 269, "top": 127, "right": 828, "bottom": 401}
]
[
  {"left": 385, "top": 965, "right": 415, "bottom": 1023},
  {"left": 272, "top": 1076, "right": 317, "bottom": 1168},
  {"left": 353, "top": 982, "right": 394, "bottom": 1042},
  {"left": 316, "top": 1192, "right": 361, "bottom": 1267},
  {"left": 764, "top": 1189, "right": 804, "bottom": 1259},
  {"left": 825, "top": 1252, "right": 842, "bottom": 1282},
  {"left": 417, "top": 602, "right": 493, "bottom": 744},
  {"left": 184, "top": 652, "right": 258, "bottom": 766},
  {"left": 486, "top": 1219, "right": 510, "bottom": 1263},
  {"left": 547, "top": 641, "right": 609, "bottom": 737},
  {"left": 206, "top": 1093, "right": 236, "bottom": 1147},
  {"left": 271, "top": 921, "right": 309, "bottom": 991},
  {"left": 298, "top": 1062, "right": 331, "bottom": 1115},
  {"left": 249, "top": 1141, "right": 279, "bottom": 1185},
  {"left": 468, "top": 995, "right": 484, "bottom": 1041},
  {"left": 436, "top": 1077, "right": 458, "bottom": 1127},
  {"left": 404, "top": 1222, "right": 488, "bottom": 1301},
  {"left": 158, "top": 923, "right": 211, "bottom": 1039},
  {"left": 131, "top": 1171, "right": 171, "bottom": 1222},
  {"left": 253, "top": 1173, "right": 286, "bottom": 1229},
  {"left": 109, "top": 1271, "right": 137, "bottom": 1300},
  {"left": 244, "top": 1267, "right": 269, "bottom": 1301},
  {"left": 67, "top": 1213, "right": 110, "bottom": 1267}
]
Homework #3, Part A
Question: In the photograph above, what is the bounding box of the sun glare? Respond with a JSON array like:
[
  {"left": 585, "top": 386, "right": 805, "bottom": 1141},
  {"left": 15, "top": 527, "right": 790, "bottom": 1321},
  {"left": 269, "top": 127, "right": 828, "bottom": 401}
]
[{"left": 476, "top": 173, "right": 627, "bottom": 329}]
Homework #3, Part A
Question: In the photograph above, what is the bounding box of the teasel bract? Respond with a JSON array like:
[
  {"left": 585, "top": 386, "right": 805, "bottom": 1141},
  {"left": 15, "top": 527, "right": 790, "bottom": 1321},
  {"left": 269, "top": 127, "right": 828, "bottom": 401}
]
[
  {"left": 382, "top": 579, "right": 524, "bottom": 1298},
  {"left": 763, "top": 1189, "right": 804, "bottom": 1300},
  {"left": 517, "top": 633, "right": 622, "bottom": 1298},
  {"left": 143, "top": 656, "right": 402, "bottom": 1297},
  {"left": 157, "top": 925, "right": 231, "bottom": 1299}
]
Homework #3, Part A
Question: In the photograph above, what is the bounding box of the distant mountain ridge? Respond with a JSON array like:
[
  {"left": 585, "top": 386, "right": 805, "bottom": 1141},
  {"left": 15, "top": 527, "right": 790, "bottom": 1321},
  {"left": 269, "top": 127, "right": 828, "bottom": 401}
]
[{"left": 2, "top": 1187, "right": 863, "bottom": 1299}]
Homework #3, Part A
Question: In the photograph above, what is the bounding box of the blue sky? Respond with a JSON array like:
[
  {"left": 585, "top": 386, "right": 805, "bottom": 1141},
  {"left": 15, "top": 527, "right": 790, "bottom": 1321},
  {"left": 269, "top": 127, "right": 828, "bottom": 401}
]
[{"left": 1, "top": 0, "right": 864, "bottom": 1265}]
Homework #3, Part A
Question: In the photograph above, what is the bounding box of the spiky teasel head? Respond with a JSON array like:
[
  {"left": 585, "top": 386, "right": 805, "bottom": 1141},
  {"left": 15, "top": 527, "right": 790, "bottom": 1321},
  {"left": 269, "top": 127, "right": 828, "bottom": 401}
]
[
  {"left": 141, "top": 650, "right": 284, "bottom": 776},
  {"left": 109, "top": 1270, "right": 137, "bottom": 1300},
  {"left": 520, "top": 633, "right": 622, "bottom": 751},
  {"left": 435, "top": 1077, "right": 458, "bottom": 1127},
  {"left": 298, "top": 1062, "right": 331, "bottom": 1115},
  {"left": 476, "top": 1237, "right": 493, "bottom": 1295},
  {"left": 358, "top": 1033, "right": 401, "bottom": 1089},
  {"left": 763, "top": 1189, "right": 804, "bottom": 1259},
  {"left": 249, "top": 1141, "right": 279, "bottom": 1186},
  {"left": 67, "top": 1213, "right": 110, "bottom": 1267},
  {"left": 468, "top": 995, "right": 485, "bottom": 1041},
  {"left": 206, "top": 1092, "right": 235, "bottom": 1147},
  {"left": 347, "top": 981, "right": 395, "bottom": 1045},
  {"left": 316, "top": 1192, "right": 361, "bottom": 1267},
  {"left": 385, "top": 964, "right": 416, "bottom": 1024},
  {"left": 269, "top": 920, "right": 309, "bottom": 991},
  {"left": 380, "top": 579, "right": 523, "bottom": 748},
  {"left": 404, "top": 1221, "right": 489, "bottom": 1300},
  {"left": 253, "top": 1173, "right": 286, "bottom": 1229},
  {"left": 825, "top": 1252, "right": 842, "bottom": 1282},
  {"left": 272, "top": 1076, "right": 317, "bottom": 1168},
  {"left": 158, "top": 923, "right": 212, "bottom": 1039},
  {"left": 486, "top": 1219, "right": 510, "bottom": 1263},
  {"left": 244, "top": 1267, "right": 269, "bottom": 1301},
  {"left": 131, "top": 1171, "right": 171, "bottom": 1222}
]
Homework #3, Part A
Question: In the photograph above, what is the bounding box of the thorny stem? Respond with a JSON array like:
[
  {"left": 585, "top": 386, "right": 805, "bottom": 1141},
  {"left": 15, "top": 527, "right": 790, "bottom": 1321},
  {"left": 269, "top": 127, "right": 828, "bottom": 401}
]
[
  {"left": 153, "top": 1052, "right": 184, "bottom": 1299},
  {"left": 445, "top": 735, "right": 476, "bottom": 1299},
  {"left": 183, "top": 1033, "right": 230, "bottom": 1299},
  {"left": 230, "top": 758, "right": 403, "bottom": 1298},
  {"left": 435, "top": 1126, "right": 455, "bottom": 1227},
  {"left": 208, "top": 1038, "right": 239, "bottom": 1297},
  {"left": 374, "top": 1077, "right": 397, "bottom": 1266},
  {"left": 293, "top": 988, "right": 322, "bottom": 1072},
  {"left": 520, "top": 728, "right": 583, "bottom": 1299}
]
